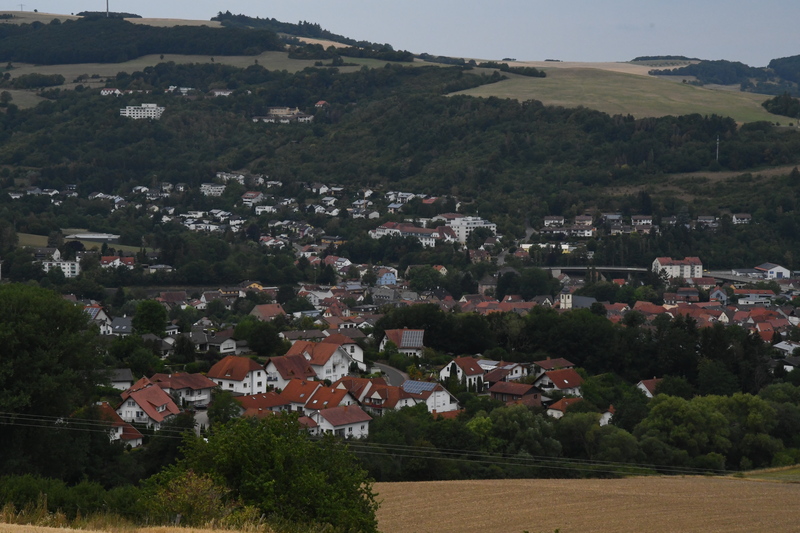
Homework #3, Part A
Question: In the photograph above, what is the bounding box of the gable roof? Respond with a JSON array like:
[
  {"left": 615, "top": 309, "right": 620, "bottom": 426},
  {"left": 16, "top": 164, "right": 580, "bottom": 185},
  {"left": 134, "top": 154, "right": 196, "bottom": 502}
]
[
  {"left": 97, "top": 401, "right": 144, "bottom": 441},
  {"left": 489, "top": 382, "right": 537, "bottom": 396},
  {"left": 542, "top": 369, "right": 584, "bottom": 390},
  {"left": 533, "top": 358, "right": 575, "bottom": 371},
  {"left": 548, "top": 397, "right": 583, "bottom": 413},
  {"left": 119, "top": 380, "right": 180, "bottom": 423},
  {"left": 207, "top": 355, "right": 264, "bottom": 381},
  {"left": 286, "top": 341, "right": 342, "bottom": 366},
  {"left": 267, "top": 354, "right": 317, "bottom": 381},
  {"left": 280, "top": 379, "right": 321, "bottom": 404},
  {"left": 334, "top": 376, "right": 386, "bottom": 402},
  {"left": 317, "top": 405, "right": 372, "bottom": 426},
  {"left": 250, "top": 303, "right": 286, "bottom": 320},
  {"left": 237, "top": 392, "right": 290, "bottom": 417},
  {"left": 638, "top": 377, "right": 663, "bottom": 396},
  {"left": 450, "top": 356, "right": 484, "bottom": 376},
  {"left": 384, "top": 329, "right": 425, "bottom": 349},
  {"left": 150, "top": 372, "right": 217, "bottom": 391},
  {"left": 305, "top": 386, "right": 354, "bottom": 411}
]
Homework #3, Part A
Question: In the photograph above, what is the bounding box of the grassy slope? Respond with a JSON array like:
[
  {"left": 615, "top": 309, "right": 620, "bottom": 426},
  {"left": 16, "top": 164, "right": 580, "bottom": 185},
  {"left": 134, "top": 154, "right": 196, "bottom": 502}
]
[
  {"left": 375, "top": 477, "right": 800, "bottom": 533},
  {"left": 453, "top": 66, "right": 785, "bottom": 123}
]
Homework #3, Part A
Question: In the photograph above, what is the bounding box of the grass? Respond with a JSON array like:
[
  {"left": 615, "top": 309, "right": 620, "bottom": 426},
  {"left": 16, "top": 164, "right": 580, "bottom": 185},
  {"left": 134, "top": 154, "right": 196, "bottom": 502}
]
[
  {"left": 738, "top": 465, "right": 800, "bottom": 482},
  {"left": 452, "top": 66, "right": 788, "bottom": 124},
  {"left": 17, "top": 233, "right": 146, "bottom": 254},
  {"left": 375, "top": 476, "right": 800, "bottom": 532}
]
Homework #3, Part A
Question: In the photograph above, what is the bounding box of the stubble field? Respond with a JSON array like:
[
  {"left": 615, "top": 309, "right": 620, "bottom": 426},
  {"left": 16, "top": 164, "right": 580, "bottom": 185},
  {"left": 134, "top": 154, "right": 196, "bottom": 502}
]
[{"left": 374, "top": 476, "right": 800, "bottom": 533}]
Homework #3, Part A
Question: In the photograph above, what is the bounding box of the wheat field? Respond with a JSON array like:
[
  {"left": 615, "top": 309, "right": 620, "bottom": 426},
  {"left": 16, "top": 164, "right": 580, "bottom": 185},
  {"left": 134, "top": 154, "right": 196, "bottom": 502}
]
[{"left": 374, "top": 476, "right": 800, "bottom": 533}]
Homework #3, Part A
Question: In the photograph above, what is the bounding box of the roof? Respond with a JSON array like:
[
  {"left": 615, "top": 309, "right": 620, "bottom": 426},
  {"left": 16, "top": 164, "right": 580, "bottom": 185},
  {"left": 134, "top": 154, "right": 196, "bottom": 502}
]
[
  {"left": 489, "top": 382, "right": 537, "bottom": 396},
  {"left": 119, "top": 380, "right": 180, "bottom": 423},
  {"left": 250, "top": 303, "right": 286, "bottom": 320},
  {"left": 638, "top": 377, "right": 663, "bottom": 395},
  {"left": 280, "top": 379, "right": 322, "bottom": 404},
  {"left": 450, "top": 356, "right": 484, "bottom": 377},
  {"left": 548, "top": 397, "right": 583, "bottom": 413},
  {"left": 384, "top": 329, "right": 425, "bottom": 349},
  {"left": 267, "top": 354, "right": 317, "bottom": 381},
  {"left": 542, "top": 369, "right": 584, "bottom": 390},
  {"left": 238, "top": 392, "right": 290, "bottom": 416},
  {"left": 150, "top": 372, "right": 217, "bottom": 391},
  {"left": 208, "top": 355, "right": 264, "bottom": 381},
  {"left": 110, "top": 368, "right": 134, "bottom": 383},
  {"left": 533, "top": 358, "right": 575, "bottom": 371},
  {"left": 286, "top": 341, "right": 341, "bottom": 366},
  {"left": 305, "top": 387, "right": 353, "bottom": 411},
  {"left": 317, "top": 405, "right": 372, "bottom": 426},
  {"left": 334, "top": 376, "right": 386, "bottom": 401},
  {"left": 654, "top": 257, "right": 702, "bottom": 266}
]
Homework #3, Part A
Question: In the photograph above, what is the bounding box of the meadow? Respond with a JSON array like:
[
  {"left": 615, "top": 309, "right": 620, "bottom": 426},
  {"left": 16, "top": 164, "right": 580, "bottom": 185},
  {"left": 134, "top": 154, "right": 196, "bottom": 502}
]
[{"left": 374, "top": 476, "right": 800, "bottom": 533}]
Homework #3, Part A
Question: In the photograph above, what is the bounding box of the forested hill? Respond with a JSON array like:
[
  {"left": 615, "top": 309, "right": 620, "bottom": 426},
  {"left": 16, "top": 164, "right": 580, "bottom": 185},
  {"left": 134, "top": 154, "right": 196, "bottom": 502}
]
[
  {"left": 0, "top": 18, "right": 283, "bottom": 64},
  {"left": 211, "top": 10, "right": 393, "bottom": 51},
  {"left": 649, "top": 57, "right": 800, "bottom": 96}
]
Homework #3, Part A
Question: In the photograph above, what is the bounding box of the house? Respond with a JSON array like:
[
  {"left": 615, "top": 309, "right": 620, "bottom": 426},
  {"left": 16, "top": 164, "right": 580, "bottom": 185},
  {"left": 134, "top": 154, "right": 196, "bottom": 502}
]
[
  {"left": 599, "top": 405, "right": 615, "bottom": 426},
  {"left": 285, "top": 341, "right": 354, "bottom": 383},
  {"left": 380, "top": 329, "right": 425, "bottom": 357},
  {"left": 311, "top": 405, "right": 372, "bottom": 438},
  {"left": 264, "top": 354, "right": 317, "bottom": 389},
  {"left": 120, "top": 103, "right": 164, "bottom": 120},
  {"left": 250, "top": 303, "right": 286, "bottom": 321},
  {"left": 446, "top": 216, "right": 497, "bottom": 243},
  {"left": 359, "top": 384, "right": 418, "bottom": 416},
  {"left": 321, "top": 333, "right": 367, "bottom": 372},
  {"left": 110, "top": 316, "right": 133, "bottom": 336},
  {"left": 488, "top": 382, "right": 541, "bottom": 406},
  {"left": 100, "top": 256, "right": 135, "bottom": 269},
  {"left": 280, "top": 379, "right": 323, "bottom": 413},
  {"left": 84, "top": 304, "right": 112, "bottom": 335},
  {"left": 546, "top": 397, "right": 583, "bottom": 419},
  {"left": 117, "top": 377, "right": 181, "bottom": 429},
  {"left": 631, "top": 215, "right": 653, "bottom": 226},
  {"left": 533, "top": 369, "right": 584, "bottom": 397},
  {"left": 732, "top": 213, "right": 752, "bottom": 225},
  {"left": 636, "top": 377, "right": 663, "bottom": 399},
  {"left": 200, "top": 183, "right": 226, "bottom": 196},
  {"left": 543, "top": 216, "right": 565, "bottom": 227},
  {"left": 109, "top": 368, "right": 134, "bottom": 390},
  {"left": 439, "top": 356, "right": 485, "bottom": 390},
  {"left": 237, "top": 391, "right": 291, "bottom": 417},
  {"left": 96, "top": 401, "right": 143, "bottom": 447},
  {"left": 401, "top": 380, "right": 460, "bottom": 413},
  {"left": 207, "top": 355, "right": 267, "bottom": 394},
  {"left": 241, "top": 191, "right": 265, "bottom": 206},
  {"left": 532, "top": 358, "right": 575, "bottom": 378},
  {"left": 302, "top": 386, "right": 358, "bottom": 416},
  {"left": 149, "top": 372, "right": 217, "bottom": 407}
]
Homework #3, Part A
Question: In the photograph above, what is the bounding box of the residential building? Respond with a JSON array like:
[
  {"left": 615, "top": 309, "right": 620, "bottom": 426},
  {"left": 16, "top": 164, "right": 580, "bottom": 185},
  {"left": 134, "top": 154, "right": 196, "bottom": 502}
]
[
  {"left": 652, "top": 257, "right": 703, "bottom": 279},
  {"left": 40, "top": 260, "right": 81, "bottom": 278},
  {"left": 439, "top": 356, "right": 485, "bottom": 390},
  {"left": 446, "top": 216, "right": 497, "bottom": 243},
  {"left": 380, "top": 329, "right": 425, "bottom": 357},
  {"left": 207, "top": 355, "right": 267, "bottom": 394},
  {"left": 149, "top": 372, "right": 217, "bottom": 407},
  {"left": 311, "top": 405, "right": 372, "bottom": 438},
  {"left": 120, "top": 103, "right": 164, "bottom": 120},
  {"left": 117, "top": 377, "right": 180, "bottom": 429}
]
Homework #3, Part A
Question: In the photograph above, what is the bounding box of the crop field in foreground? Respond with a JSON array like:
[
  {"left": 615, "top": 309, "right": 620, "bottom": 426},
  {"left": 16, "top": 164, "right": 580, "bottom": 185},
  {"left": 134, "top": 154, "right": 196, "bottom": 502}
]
[{"left": 374, "top": 476, "right": 800, "bottom": 533}]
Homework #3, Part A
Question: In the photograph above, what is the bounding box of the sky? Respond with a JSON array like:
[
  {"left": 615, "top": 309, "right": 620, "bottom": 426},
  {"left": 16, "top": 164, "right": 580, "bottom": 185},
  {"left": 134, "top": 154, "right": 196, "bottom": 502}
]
[{"left": 16, "top": 1, "right": 800, "bottom": 66}]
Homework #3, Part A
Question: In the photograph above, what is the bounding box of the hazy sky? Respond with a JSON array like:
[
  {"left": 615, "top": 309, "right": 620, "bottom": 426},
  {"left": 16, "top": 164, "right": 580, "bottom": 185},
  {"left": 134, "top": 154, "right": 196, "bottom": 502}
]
[{"left": 18, "top": 1, "right": 800, "bottom": 66}]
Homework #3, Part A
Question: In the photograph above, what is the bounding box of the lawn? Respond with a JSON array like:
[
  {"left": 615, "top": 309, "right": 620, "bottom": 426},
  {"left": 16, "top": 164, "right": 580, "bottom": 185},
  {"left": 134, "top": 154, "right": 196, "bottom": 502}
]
[
  {"left": 375, "top": 476, "right": 800, "bottom": 532},
  {"left": 452, "top": 66, "right": 785, "bottom": 124}
]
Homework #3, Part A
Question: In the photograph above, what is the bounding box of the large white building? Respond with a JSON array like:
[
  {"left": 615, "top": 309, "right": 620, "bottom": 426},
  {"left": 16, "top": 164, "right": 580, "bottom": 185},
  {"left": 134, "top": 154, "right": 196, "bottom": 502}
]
[
  {"left": 200, "top": 183, "right": 226, "bottom": 196},
  {"left": 652, "top": 257, "right": 703, "bottom": 279},
  {"left": 120, "top": 103, "right": 165, "bottom": 120},
  {"left": 446, "top": 216, "right": 497, "bottom": 243},
  {"left": 40, "top": 260, "right": 81, "bottom": 278}
]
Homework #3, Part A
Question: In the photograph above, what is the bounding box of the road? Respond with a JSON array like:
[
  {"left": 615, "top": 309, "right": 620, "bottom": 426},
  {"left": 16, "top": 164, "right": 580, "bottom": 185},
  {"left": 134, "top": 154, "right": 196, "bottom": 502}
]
[{"left": 373, "top": 362, "right": 409, "bottom": 386}]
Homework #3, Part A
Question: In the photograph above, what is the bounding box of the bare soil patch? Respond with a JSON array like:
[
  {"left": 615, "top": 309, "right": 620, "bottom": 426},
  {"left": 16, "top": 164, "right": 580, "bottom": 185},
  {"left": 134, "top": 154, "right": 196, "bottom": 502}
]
[{"left": 375, "top": 476, "right": 800, "bottom": 533}]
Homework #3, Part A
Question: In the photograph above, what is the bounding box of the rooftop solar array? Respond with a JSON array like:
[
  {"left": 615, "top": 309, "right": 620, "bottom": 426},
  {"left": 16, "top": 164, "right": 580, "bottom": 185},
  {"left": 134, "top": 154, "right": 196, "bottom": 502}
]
[
  {"left": 401, "top": 329, "right": 424, "bottom": 348},
  {"left": 401, "top": 380, "right": 437, "bottom": 394}
]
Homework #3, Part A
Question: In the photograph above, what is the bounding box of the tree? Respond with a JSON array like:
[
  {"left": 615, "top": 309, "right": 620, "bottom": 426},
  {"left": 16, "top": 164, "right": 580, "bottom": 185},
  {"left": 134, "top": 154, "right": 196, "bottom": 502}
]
[
  {"left": 0, "top": 90, "right": 11, "bottom": 106},
  {"left": 0, "top": 284, "right": 105, "bottom": 477},
  {"left": 132, "top": 300, "right": 167, "bottom": 336},
  {"left": 207, "top": 390, "right": 241, "bottom": 426},
  {"left": 171, "top": 334, "right": 197, "bottom": 365},
  {"left": 172, "top": 415, "right": 379, "bottom": 532}
]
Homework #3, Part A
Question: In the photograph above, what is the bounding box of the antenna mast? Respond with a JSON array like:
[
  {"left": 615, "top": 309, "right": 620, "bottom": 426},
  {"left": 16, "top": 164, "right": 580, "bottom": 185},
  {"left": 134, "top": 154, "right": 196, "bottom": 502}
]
[
  {"left": 106, "top": 0, "right": 109, "bottom": 17},
  {"left": 716, "top": 135, "right": 720, "bottom": 162},
  {"left": 18, "top": 4, "right": 24, "bottom": 11}
]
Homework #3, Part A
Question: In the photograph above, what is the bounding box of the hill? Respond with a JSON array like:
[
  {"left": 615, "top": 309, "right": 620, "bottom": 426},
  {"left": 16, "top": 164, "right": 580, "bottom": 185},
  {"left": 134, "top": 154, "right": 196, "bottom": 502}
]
[{"left": 375, "top": 477, "right": 800, "bottom": 532}]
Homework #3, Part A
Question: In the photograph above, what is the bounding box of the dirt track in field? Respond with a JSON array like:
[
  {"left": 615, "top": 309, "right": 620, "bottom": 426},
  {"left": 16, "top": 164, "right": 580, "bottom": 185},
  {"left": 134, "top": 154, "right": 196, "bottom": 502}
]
[{"left": 375, "top": 477, "right": 800, "bottom": 533}]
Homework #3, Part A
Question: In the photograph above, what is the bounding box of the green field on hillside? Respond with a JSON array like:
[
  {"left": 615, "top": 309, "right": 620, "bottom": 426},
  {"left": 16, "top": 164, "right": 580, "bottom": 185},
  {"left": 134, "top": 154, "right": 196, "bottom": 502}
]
[{"left": 453, "top": 67, "right": 786, "bottom": 123}]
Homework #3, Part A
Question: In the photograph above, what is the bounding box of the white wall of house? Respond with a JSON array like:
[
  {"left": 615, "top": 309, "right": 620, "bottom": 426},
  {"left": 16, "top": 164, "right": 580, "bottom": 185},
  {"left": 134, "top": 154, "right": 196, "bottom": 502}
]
[
  {"left": 313, "top": 416, "right": 370, "bottom": 438},
  {"left": 213, "top": 370, "right": 266, "bottom": 394}
]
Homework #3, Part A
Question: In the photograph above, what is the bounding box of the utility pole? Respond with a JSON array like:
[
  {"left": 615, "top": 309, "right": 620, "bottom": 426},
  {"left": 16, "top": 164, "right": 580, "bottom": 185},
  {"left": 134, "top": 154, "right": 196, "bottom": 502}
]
[
  {"left": 716, "top": 135, "right": 720, "bottom": 162},
  {"left": 18, "top": 4, "right": 24, "bottom": 11},
  {"left": 106, "top": 0, "right": 109, "bottom": 17}
]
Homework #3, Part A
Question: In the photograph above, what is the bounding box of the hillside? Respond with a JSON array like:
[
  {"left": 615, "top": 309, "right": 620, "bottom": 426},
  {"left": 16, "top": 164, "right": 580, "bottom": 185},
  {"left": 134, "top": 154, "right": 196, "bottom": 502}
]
[{"left": 375, "top": 477, "right": 800, "bottom": 533}]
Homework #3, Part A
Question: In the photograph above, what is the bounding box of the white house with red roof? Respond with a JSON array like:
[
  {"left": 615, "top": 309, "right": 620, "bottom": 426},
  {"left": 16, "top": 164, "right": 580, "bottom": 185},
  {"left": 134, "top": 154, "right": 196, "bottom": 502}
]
[
  {"left": 534, "top": 368, "right": 584, "bottom": 397},
  {"left": 636, "top": 377, "right": 663, "bottom": 399},
  {"left": 237, "top": 391, "right": 292, "bottom": 417},
  {"left": 117, "top": 377, "right": 181, "bottom": 430},
  {"left": 249, "top": 303, "right": 286, "bottom": 321},
  {"left": 97, "top": 401, "right": 143, "bottom": 447},
  {"left": 321, "top": 333, "right": 366, "bottom": 371},
  {"left": 265, "top": 354, "right": 318, "bottom": 389},
  {"left": 100, "top": 256, "right": 135, "bottom": 269},
  {"left": 439, "top": 356, "right": 485, "bottom": 390},
  {"left": 401, "top": 380, "right": 460, "bottom": 413},
  {"left": 532, "top": 358, "right": 575, "bottom": 378},
  {"left": 303, "top": 385, "right": 358, "bottom": 416},
  {"left": 311, "top": 405, "right": 372, "bottom": 438},
  {"left": 380, "top": 329, "right": 425, "bottom": 357},
  {"left": 546, "top": 397, "right": 583, "bottom": 419},
  {"left": 286, "top": 340, "right": 354, "bottom": 382},
  {"left": 207, "top": 355, "right": 267, "bottom": 394},
  {"left": 279, "top": 379, "right": 322, "bottom": 412}
]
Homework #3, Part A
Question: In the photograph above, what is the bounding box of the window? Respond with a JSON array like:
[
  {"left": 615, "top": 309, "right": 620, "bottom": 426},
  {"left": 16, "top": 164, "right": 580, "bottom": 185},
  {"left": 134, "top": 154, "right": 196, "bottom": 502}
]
[
  {"left": 257, "top": 371, "right": 261, "bottom": 377},
  {"left": 228, "top": 383, "right": 233, "bottom": 388},
  {"left": 257, "top": 381, "right": 262, "bottom": 388},
  {"left": 243, "top": 383, "right": 248, "bottom": 388},
  {"left": 350, "top": 346, "right": 355, "bottom": 353},
  {"left": 348, "top": 427, "right": 353, "bottom": 433}
]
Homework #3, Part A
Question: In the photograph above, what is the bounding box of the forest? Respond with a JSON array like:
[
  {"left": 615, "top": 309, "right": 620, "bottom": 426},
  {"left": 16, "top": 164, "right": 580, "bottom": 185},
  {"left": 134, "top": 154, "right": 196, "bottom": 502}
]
[{"left": 649, "top": 57, "right": 800, "bottom": 96}]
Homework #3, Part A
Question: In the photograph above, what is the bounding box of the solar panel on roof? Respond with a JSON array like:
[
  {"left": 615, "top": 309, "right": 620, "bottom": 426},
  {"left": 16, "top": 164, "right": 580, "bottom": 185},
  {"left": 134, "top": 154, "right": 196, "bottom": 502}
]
[
  {"left": 401, "top": 330, "right": 424, "bottom": 348},
  {"left": 401, "top": 380, "right": 437, "bottom": 394}
]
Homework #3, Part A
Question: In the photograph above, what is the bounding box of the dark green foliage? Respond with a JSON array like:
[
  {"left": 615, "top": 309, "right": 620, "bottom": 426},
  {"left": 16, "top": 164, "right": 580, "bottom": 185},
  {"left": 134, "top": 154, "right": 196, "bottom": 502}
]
[
  {"left": 762, "top": 92, "right": 800, "bottom": 118},
  {"left": 477, "top": 61, "right": 546, "bottom": 77},
  {"left": 649, "top": 59, "right": 768, "bottom": 85},
  {"left": 0, "top": 18, "right": 283, "bottom": 64},
  {"left": 132, "top": 299, "right": 167, "bottom": 336},
  {"left": 768, "top": 54, "right": 800, "bottom": 84},
  {"left": 7, "top": 73, "right": 64, "bottom": 88}
]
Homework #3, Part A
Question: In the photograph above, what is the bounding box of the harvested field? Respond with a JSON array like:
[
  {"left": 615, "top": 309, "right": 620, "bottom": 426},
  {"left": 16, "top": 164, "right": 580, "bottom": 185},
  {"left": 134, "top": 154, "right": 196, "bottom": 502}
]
[{"left": 375, "top": 476, "right": 800, "bottom": 533}]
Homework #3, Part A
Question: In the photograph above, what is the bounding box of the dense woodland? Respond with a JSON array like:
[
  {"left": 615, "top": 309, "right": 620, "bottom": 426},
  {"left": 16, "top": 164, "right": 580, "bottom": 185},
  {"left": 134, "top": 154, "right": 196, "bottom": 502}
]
[{"left": 649, "top": 57, "right": 800, "bottom": 96}]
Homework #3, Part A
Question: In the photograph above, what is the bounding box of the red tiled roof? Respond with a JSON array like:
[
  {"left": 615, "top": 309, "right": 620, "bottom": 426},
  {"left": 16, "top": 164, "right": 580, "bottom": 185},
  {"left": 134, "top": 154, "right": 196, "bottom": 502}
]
[
  {"left": 279, "top": 379, "right": 321, "bottom": 404},
  {"left": 318, "top": 405, "right": 372, "bottom": 426},
  {"left": 267, "top": 354, "right": 317, "bottom": 380},
  {"left": 548, "top": 397, "right": 583, "bottom": 413},
  {"left": 119, "top": 382, "right": 180, "bottom": 424},
  {"left": 305, "top": 386, "right": 353, "bottom": 410},
  {"left": 638, "top": 377, "right": 663, "bottom": 396},
  {"left": 286, "top": 341, "right": 341, "bottom": 366},
  {"left": 451, "top": 356, "right": 484, "bottom": 376},
  {"left": 489, "top": 382, "right": 536, "bottom": 395},
  {"left": 150, "top": 372, "right": 217, "bottom": 391},
  {"left": 238, "top": 392, "right": 290, "bottom": 417},
  {"left": 543, "top": 369, "right": 584, "bottom": 390},
  {"left": 533, "top": 358, "right": 575, "bottom": 371},
  {"left": 251, "top": 303, "right": 286, "bottom": 320},
  {"left": 208, "top": 355, "right": 264, "bottom": 381}
]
